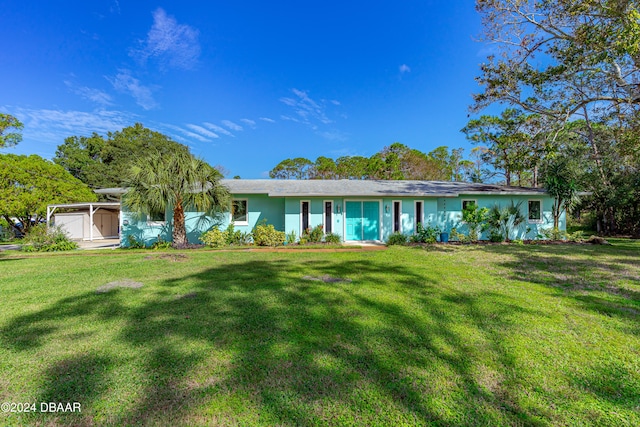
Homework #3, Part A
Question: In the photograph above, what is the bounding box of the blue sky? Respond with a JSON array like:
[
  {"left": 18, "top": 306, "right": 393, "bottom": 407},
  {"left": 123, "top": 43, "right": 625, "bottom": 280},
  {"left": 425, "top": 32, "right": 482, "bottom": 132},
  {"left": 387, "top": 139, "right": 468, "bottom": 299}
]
[{"left": 2, "top": 1, "right": 490, "bottom": 178}]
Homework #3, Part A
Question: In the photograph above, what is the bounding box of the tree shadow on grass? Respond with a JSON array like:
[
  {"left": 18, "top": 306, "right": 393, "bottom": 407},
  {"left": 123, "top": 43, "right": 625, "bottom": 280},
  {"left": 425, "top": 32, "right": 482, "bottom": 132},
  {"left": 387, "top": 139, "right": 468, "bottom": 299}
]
[{"left": 0, "top": 255, "right": 616, "bottom": 426}]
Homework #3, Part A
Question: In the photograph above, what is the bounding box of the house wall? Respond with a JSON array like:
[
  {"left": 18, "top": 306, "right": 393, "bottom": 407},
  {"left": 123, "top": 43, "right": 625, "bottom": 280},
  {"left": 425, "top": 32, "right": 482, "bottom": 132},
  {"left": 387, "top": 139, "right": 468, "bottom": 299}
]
[
  {"left": 120, "top": 191, "right": 562, "bottom": 246},
  {"left": 435, "top": 194, "right": 559, "bottom": 240},
  {"left": 285, "top": 197, "right": 344, "bottom": 239}
]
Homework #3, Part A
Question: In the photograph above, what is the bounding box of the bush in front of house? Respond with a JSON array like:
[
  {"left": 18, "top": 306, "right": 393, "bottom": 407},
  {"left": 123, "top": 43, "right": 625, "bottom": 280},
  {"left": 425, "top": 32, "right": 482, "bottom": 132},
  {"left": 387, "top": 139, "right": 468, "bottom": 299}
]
[
  {"left": 21, "top": 223, "right": 78, "bottom": 252},
  {"left": 410, "top": 222, "right": 440, "bottom": 244},
  {"left": 387, "top": 232, "right": 408, "bottom": 246},
  {"left": 252, "top": 222, "right": 285, "bottom": 246},
  {"left": 200, "top": 227, "right": 227, "bottom": 248},
  {"left": 324, "top": 233, "right": 342, "bottom": 244}
]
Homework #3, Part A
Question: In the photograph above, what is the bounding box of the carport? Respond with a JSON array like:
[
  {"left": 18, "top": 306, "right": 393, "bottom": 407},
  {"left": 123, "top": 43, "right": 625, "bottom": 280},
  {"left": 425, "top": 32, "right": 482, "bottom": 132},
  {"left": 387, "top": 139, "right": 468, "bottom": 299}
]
[{"left": 46, "top": 202, "right": 121, "bottom": 241}]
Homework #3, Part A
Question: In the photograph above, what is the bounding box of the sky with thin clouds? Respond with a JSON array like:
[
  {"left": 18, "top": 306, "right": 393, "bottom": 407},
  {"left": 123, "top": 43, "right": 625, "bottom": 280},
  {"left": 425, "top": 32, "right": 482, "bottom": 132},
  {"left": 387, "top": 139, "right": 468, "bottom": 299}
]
[{"left": 2, "top": 1, "right": 488, "bottom": 178}]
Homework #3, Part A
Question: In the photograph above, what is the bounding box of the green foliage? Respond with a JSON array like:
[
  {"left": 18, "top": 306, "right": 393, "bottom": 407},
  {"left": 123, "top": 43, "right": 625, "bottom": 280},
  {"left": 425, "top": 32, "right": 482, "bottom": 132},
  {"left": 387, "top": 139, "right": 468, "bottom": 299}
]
[
  {"left": 0, "top": 113, "right": 24, "bottom": 148},
  {"left": 252, "top": 222, "right": 285, "bottom": 246},
  {"left": 489, "top": 230, "right": 505, "bottom": 243},
  {"left": 123, "top": 148, "right": 230, "bottom": 248},
  {"left": 126, "top": 235, "right": 146, "bottom": 249},
  {"left": 487, "top": 201, "right": 525, "bottom": 241},
  {"left": 301, "top": 225, "right": 324, "bottom": 243},
  {"left": 223, "top": 224, "right": 252, "bottom": 245},
  {"left": 539, "top": 227, "right": 568, "bottom": 241},
  {"left": 285, "top": 230, "right": 298, "bottom": 245},
  {"left": 411, "top": 222, "right": 440, "bottom": 244},
  {"left": 324, "top": 233, "right": 342, "bottom": 244},
  {"left": 200, "top": 227, "right": 227, "bottom": 248},
  {"left": 386, "top": 232, "right": 408, "bottom": 246},
  {"left": 54, "top": 123, "right": 189, "bottom": 190},
  {"left": 20, "top": 224, "right": 78, "bottom": 252},
  {"left": 543, "top": 156, "right": 580, "bottom": 229},
  {"left": 0, "top": 154, "right": 97, "bottom": 234},
  {"left": 461, "top": 202, "right": 490, "bottom": 241},
  {"left": 151, "top": 237, "right": 172, "bottom": 250}
]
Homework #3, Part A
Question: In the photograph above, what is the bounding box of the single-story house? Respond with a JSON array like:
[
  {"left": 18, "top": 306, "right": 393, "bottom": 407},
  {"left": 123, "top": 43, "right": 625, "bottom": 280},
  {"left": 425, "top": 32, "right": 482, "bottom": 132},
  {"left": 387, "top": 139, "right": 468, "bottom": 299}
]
[{"left": 120, "top": 179, "right": 562, "bottom": 246}]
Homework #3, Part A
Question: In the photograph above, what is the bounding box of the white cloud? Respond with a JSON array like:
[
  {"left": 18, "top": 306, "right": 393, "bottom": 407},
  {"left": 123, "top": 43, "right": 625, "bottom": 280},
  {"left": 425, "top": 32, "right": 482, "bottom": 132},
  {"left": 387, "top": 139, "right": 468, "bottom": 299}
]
[
  {"left": 240, "top": 118, "right": 256, "bottom": 128},
  {"left": 222, "top": 120, "right": 243, "bottom": 131},
  {"left": 186, "top": 124, "right": 219, "bottom": 139},
  {"left": 280, "top": 88, "right": 333, "bottom": 126},
  {"left": 399, "top": 64, "right": 411, "bottom": 73},
  {"left": 65, "top": 81, "right": 113, "bottom": 106},
  {"left": 161, "top": 123, "right": 211, "bottom": 142},
  {"left": 6, "top": 106, "right": 136, "bottom": 147},
  {"left": 259, "top": 117, "right": 275, "bottom": 123},
  {"left": 316, "top": 130, "right": 348, "bottom": 142},
  {"left": 133, "top": 8, "right": 200, "bottom": 70},
  {"left": 108, "top": 69, "right": 158, "bottom": 110},
  {"left": 203, "top": 122, "right": 234, "bottom": 137}
]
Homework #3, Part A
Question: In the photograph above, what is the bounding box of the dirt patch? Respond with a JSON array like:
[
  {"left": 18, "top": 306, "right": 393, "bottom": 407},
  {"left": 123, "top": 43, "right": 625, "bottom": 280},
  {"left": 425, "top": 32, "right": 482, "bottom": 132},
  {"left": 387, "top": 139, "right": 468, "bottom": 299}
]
[
  {"left": 143, "top": 253, "right": 188, "bottom": 262},
  {"left": 96, "top": 279, "right": 144, "bottom": 294},
  {"left": 302, "top": 275, "right": 352, "bottom": 283},
  {"left": 176, "top": 292, "right": 199, "bottom": 300}
]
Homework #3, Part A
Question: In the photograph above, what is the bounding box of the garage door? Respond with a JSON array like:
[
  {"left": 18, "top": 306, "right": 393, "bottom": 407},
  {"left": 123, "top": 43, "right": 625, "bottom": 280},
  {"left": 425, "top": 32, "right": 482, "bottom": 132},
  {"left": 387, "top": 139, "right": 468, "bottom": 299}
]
[
  {"left": 345, "top": 201, "right": 380, "bottom": 241},
  {"left": 54, "top": 214, "right": 84, "bottom": 240}
]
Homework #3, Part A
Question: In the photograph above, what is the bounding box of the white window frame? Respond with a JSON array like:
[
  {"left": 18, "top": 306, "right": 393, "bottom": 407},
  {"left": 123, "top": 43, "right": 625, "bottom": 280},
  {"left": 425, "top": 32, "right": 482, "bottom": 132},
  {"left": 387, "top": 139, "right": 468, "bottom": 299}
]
[
  {"left": 527, "top": 199, "right": 543, "bottom": 224},
  {"left": 323, "top": 200, "right": 333, "bottom": 234},
  {"left": 414, "top": 200, "right": 424, "bottom": 232},
  {"left": 231, "top": 199, "right": 249, "bottom": 226}
]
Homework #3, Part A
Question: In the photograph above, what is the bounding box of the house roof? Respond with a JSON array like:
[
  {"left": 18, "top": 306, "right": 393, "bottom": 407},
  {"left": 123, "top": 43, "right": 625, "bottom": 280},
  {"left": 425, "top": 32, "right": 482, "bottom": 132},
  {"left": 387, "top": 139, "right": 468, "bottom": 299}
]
[{"left": 220, "top": 179, "right": 548, "bottom": 197}]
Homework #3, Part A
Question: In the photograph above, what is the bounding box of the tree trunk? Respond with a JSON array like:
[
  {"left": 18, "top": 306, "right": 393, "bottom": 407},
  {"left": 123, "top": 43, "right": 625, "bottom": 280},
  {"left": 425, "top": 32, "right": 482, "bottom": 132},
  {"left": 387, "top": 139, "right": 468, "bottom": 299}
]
[
  {"left": 172, "top": 200, "right": 187, "bottom": 248},
  {"left": 532, "top": 165, "right": 538, "bottom": 188}
]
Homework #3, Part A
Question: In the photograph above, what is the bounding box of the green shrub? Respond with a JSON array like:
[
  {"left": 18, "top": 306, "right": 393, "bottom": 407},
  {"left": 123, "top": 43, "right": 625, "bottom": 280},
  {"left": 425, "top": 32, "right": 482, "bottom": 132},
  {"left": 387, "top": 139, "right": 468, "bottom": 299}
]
[
  {"left": 412, "top": 222, "right": 440, "bottom": 244},
  {"left": 461, "top": 203, "right": 489, "bottom": 242},
  {"left": 200, "top": 227, "right": 227, "bottom": 248},
  {"left": 309, "top": 225, "right": 324, "bottom": 243},
  {"left": 252, "top": 223, "right": 285, "bottom": 246},
  {"left": 489, "top": 230, "right": 505, "bottom": 242},
  {"left": 21, "top": 224, "right": 78, "bottom": 252},
  {"left": 325, "top": 233, "right": 342, "bottom": 244},
  {"left": 387, "top": 232, "right": 408, "bottom": 246},
  {"left": 539, "top": 227, "right": 568, "bottom": 241},
  {"left": 126, "top": 235, "right": 146, "bottom": 249},
  {"left": 568, "top": 230, "right": 585, "bottom": 242},
  {"left": 151, "top": 237, "right": 172, "bottom": 250},
  {"left": 285, "top": 230, "right": 297, "bottom": 245}
]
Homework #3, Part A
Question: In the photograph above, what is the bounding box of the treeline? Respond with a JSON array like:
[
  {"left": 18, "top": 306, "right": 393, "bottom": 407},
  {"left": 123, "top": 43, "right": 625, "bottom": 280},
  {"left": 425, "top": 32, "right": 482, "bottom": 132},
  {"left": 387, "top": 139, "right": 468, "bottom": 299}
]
[{"left": 270, "top": 143, "right": 480, "bottom": 182}]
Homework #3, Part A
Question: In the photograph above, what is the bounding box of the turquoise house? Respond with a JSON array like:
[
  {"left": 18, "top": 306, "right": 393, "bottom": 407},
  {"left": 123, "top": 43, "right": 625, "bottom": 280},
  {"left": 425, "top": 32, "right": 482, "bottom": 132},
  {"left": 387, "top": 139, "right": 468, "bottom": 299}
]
[{"left": 120, "top": 180, "right": 562, "bottom": 246}]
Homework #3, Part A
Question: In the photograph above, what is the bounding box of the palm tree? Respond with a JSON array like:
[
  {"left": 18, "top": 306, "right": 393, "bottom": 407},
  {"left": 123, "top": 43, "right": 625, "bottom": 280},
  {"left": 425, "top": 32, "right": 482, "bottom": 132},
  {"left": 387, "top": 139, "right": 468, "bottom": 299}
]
[
  {"left": 487, "top": 200, "right": 525, "bottom": 241},
  {"left": 124, "top": 149, "right": 230, "bottom": 248}
]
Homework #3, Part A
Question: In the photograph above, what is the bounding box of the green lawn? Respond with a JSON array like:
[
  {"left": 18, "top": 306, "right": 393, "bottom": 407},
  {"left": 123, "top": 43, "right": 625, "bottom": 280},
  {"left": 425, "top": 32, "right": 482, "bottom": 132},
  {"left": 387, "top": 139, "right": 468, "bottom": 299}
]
[{"left": 1, "top": 241, "right": 639, "bottom": 426}]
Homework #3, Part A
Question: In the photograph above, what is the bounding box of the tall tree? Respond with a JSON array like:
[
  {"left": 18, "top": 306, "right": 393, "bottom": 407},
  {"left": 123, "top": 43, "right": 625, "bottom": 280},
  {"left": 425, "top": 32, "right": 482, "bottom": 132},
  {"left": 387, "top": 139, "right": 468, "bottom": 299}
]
[
  {"left": 0, "top": 113, "right": 24, "bottom": 148},
  {"left": 0, "top": 154, "right": 97, "bottom": 234},
  {"left": 462, "top": 109, "right": 543, "bottom": 186},
  {"left": 473, "top": 0, "right": 640, "bottom": 118},
  {"left": 269, "top": 157, "right": 314, "bottom": 179},
  {"left": 123, "top": 150, "right": 230, "bottom": 248},
  {"left": 54, "top": 123, "right": 189, "bottom": 189}
]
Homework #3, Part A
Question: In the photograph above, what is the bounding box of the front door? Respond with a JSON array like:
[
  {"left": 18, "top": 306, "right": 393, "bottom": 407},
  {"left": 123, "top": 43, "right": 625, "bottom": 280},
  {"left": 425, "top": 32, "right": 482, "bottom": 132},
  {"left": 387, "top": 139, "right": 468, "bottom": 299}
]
[{"left": 345, "top": 201, "right": 379, "bottom": 241}]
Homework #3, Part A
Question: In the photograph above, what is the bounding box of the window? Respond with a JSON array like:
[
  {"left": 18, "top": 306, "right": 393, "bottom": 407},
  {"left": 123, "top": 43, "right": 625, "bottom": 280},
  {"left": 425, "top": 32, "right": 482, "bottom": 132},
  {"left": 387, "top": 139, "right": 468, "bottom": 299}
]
[
  {"left": 147, "top": 209, "right": 165, "bottom": 224},
  {"left": 415, "top": 201, "right": 423, "bottom": 230},
  {"left": 301, "top": 201, "right": 310, "bottom": 231},
  {"left": 462, "top": 200, "right": 477, "bottom": 211},
  {"left": 324, "top": 201, "right": 333, "bottom": 234},
  {"left": 393, "top": 201, "right": 401, "bottom": 233},
  {"left": 232, "top": 199, "right": 248, "bottom": 224},
  {"left": 528, "top": 200, "right": 542, "bottom": 223}
]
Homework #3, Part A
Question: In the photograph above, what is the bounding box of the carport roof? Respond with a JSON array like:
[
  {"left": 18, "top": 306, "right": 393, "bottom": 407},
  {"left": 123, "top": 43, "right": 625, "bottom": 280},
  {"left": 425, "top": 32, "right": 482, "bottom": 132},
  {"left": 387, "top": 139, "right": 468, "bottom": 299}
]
[{"left": 47, "top": 202, "right": 121, "bottom": 210}]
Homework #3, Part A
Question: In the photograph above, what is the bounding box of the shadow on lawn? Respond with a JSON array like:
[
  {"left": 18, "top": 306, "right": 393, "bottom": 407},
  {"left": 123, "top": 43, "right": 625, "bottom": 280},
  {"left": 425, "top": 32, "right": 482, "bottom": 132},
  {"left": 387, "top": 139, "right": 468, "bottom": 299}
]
[
  {"left": 486, "top": 243, "right": 640, "bottom": 344},
  {"left": 1, "top": 256, "right": 583, "bottom": 425}
]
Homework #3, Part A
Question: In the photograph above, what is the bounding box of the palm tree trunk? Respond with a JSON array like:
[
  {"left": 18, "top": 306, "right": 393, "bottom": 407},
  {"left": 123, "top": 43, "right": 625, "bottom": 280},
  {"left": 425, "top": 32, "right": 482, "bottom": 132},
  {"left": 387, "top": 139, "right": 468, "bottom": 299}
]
[{"left": 172, "top": 200, "right": 188, "bottom": 247}]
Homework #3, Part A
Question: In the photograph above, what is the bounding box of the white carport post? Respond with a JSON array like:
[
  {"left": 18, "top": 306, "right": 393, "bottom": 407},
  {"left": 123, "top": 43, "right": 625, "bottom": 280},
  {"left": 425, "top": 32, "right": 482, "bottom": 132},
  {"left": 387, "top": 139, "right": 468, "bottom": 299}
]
[
  {"left": 46, "top": 206, "right": 57, "bottom": 229},
  {"left": 89, "top": 203, "right": 94, "bottom": 241}
]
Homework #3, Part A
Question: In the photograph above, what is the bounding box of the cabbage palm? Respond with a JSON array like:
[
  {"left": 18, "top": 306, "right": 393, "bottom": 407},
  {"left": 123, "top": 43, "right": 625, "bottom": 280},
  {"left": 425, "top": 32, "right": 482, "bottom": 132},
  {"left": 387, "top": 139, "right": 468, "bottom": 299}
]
[{"left": 124, "top": 150, "right": 230, "bottom": 248}]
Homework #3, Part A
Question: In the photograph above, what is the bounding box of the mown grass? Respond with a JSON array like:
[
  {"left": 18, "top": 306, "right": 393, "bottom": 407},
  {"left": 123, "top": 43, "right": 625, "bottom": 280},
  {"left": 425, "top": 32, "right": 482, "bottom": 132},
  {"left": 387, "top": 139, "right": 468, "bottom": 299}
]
[{"left": 0, "top": 240, "right": 639, "bottom": 426}]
